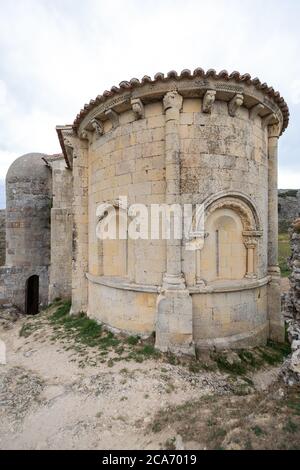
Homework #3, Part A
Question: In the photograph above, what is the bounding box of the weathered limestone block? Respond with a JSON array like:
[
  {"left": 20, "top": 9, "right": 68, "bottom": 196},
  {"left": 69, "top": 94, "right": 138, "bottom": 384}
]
[{"left": 155, "top": 289, "right": 194, "bottom": 355}]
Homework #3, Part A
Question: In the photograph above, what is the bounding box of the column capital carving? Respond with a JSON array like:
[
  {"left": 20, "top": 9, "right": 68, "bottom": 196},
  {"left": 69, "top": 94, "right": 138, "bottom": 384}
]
[
  {"left": 202, "top": 90, "right": 216, "bottom": 113},
  {"left": 163, "top": 91, "right": 183, "bottom": 112},
  {"left": 131, "top": 98, "right": 144, "bottom": 119},
  {"left": 262, "top": 113, "right": 276, "bottom": 130},
  {"left": 228, "top": 93, "right": 244, "bottom": 117},
  {"left": 268, "top": 122, "right": 281, "bottom": 138},
  {"left": 91, "top": 118, "right": 104, "bottom": 136},
  {"left": 105, "top": 109, "right": 119, "bottom": 128},
  {"left": 243, "top": 237, "right": 258, "bottom": 249}
]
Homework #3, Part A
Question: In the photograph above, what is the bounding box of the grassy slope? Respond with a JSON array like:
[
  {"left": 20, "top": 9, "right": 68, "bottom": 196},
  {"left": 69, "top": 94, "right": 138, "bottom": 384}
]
[{"left": 279, "top": 231, "right": 291, "bottom": 277}]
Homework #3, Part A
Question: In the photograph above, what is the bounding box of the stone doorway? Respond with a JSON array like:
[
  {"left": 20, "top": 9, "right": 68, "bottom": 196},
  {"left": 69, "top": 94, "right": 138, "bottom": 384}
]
[{"left": 25, "top": 275, "right": 39, "bottom": 315}]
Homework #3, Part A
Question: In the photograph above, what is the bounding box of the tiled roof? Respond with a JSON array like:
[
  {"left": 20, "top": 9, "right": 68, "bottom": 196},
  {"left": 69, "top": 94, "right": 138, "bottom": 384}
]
[{"left": 73, "top": 68, "right": 289, "bottom": 134}]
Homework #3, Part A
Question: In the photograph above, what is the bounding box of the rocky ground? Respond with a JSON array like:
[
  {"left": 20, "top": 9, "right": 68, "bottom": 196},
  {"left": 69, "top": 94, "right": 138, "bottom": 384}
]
[{"left": 0, "top": 300, "right": 299, "bottom": 450}]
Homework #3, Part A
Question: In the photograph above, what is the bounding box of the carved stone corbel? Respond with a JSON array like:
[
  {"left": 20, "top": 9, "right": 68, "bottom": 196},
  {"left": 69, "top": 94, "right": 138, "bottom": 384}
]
[
  {"left": 202, "top": 90, "right": 216, "bottom": 113},
  {"left": 105, "top": 109, "right": 119, "bottom": 128},
  {"left": 228, "top": 93, "right": 244, "bottom": 117},
  {"left": 91, "top": 118, "right": 104, "bottom": 136},
  {"left": 131, "top": 98, "right": 144, "bottom": 119},
  {"left": 79, "top": 130, "right": 89, "bottom": 141},
  {"left": 249, "top": 103, "right": 264, "bottom": 121},
  {"left": 262, "top": 113, "right": 276, "bottom": 130}
]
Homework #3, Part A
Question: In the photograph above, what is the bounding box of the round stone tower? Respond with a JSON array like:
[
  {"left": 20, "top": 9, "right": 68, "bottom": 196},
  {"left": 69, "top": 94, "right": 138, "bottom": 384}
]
[
  {"left": 58, "top": 68, "right": 289, "bottom": 353},
  {"left": 5, "top": 153, "right": 51, "bottom": 312}
]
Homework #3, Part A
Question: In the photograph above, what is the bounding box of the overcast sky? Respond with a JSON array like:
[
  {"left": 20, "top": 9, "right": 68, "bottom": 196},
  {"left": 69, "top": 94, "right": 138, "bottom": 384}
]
[{"left": 0, "top": 0, "right": 299, "bottom": 188}]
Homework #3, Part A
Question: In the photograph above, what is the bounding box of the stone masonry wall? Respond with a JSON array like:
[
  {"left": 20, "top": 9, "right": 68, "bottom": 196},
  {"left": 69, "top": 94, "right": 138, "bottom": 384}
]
[
  {"left": 66, "top": 70, "right": 287, "bottom": 350},
  {"left": 88, "top": 102, "right": 166, "bottom": 286},
  {"left": 278, "top": 189, "right": 300, "bottom": 232},
  {"left": 84, "top": 96, "right": 271, "bottom": 343},
  {"left": 48, "top": 158, "right": 73, "bottom": 302},
  {"left": 5, "top": 154, "right": 52, "bottom": 311},
  {"left": 287, "top": 218, "right": 300, "bottom": 319},
  {"left": 0, "top": 209, "right": 5, "bottom": 266},
  {"left": 179, "top": 98, "right": 268, "bottom": 282},
  {"left": 281, "top": 218, "right": 300, "bottom": 385}
]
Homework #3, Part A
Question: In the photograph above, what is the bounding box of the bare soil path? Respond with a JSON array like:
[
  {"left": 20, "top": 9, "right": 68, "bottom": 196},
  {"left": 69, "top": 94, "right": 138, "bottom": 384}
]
[{"left": 0, "top": 303, "right": 299, "bottom": 450}]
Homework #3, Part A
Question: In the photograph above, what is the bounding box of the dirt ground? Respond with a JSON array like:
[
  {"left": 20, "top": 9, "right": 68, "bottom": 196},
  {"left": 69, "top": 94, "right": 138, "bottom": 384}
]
[{"left": 0, "top": 300, "right": 299, "bottom": 450}]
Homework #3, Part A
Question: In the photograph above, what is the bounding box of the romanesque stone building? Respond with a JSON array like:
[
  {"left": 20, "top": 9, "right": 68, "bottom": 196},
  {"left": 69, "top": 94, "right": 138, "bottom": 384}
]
[{"left": 0, "top": 68, "right": 289, "bottom": 353}]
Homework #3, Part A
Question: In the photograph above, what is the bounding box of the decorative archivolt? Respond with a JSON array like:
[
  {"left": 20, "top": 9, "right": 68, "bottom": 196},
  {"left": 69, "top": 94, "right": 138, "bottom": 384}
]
[
  {"left": 205, "top": 199, "right": 255, "bottom": 232},
  {"left": 203, "top": 193, "right": 262, "bottom": 233},
  {"left": 96, "top": 199, "right": 129, "bottom": 241}
]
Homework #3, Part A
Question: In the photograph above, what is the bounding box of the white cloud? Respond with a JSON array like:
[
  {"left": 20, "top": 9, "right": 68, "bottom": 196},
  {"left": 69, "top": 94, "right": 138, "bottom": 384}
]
[
  {"left": 290, "top": 80, "right": 300, "bottom": 105},
  {"left": 278, "top": 168, "right": 300, "bottom": 189},
  {"left": 0, "top": 150, "right": 18, "bottom": 181},
  {"left": 0, "top": 0, "right": 299, "bottom": 184},
  {"left": 0, "top": 80, "right": 7, "bottom": 106}
]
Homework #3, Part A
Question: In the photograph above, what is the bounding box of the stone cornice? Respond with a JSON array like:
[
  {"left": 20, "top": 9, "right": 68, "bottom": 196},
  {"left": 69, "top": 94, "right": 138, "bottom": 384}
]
[
  {"left": 86, "top": 272, "right": 270, "bottom": 294},
  {"left": 56, "top": 125, "right": 87, "bottom": 169},
  {"left": 72, "top": 68, "right": 289, "bottom": 137}
]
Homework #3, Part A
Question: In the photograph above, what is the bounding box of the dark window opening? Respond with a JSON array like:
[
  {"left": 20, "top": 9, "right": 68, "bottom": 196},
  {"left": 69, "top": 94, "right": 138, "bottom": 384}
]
[{"left": 25, "top": 275, "right": 39, "bottom": 315}]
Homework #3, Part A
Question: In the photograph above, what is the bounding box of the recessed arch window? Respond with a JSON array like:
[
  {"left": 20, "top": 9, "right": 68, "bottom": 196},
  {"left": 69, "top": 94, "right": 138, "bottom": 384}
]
[
  {"left": 201, "top": 208, "right": 246, "bottom": 281},
  {"left": 195, "top": 194, "right": 262, "bottom": 284},
  {"left": 97, "top": 206, "right": 128, "bottom": 278}
]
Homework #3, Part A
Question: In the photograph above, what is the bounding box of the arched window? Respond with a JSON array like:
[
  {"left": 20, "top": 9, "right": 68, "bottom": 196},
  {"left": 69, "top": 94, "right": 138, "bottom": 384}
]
[
  {"left": 102, "top": 207, "right": 128, "bottom": 277},
  {"left": 201, "top": 208, "right": 246, "bottom": 282},
  {"left": 196, "top": 194, "right": 262, "bottom": 284}
]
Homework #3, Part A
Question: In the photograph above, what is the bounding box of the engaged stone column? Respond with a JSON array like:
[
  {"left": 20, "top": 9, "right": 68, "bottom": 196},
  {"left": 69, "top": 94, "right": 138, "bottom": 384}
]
[
  {"left": 162, "top": 90, "right": 185, "bottom": 288},
  {"left": 268, "top": 123, "right": 280, "bottom": 268},
  {"left": 267, "top": 122, "right": 284, "bottom": 342},
  {"left": 155, "top": 91, "right": 194, "bottom": 356},
  {"left": 69, "top": 136, "right": 89, "bottom": 315},
  {"left": 244, "top": 238, "right": 257, "bottom": 279}
]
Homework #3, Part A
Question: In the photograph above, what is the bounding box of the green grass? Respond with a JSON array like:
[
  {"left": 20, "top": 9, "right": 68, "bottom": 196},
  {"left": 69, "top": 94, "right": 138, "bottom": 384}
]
[
  {"left": 252, "top": 425, "right": 265, "bottom": 437},
  {"left": 284, "top": 418, "right": 298, "bottom": 433},
  {"left": 19, "top": 300, "right": 161, "bottom": 365},
  {"left": 206, "top": 339, "right": 291, "bottom": 377},
  {"left": 212, "top": 353, "right": 247, "bottom": 375},
  {"left": 126, "top": 335, "right": 139, "bottom": 345},
  {"left": 287, "top": 395, "right": 300, "bottom": 416},
  {"left": 278, "top": 232, "right": 291, "bottom": 277},
  {"left": 49, "top": 301, "right": 107, "bottom": 347},
  {"left": 19, "top": 298, "right": 292, "bottom": 372},
  {"left": 19, "top": 322, "right": 40, "bottom": 337}
]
